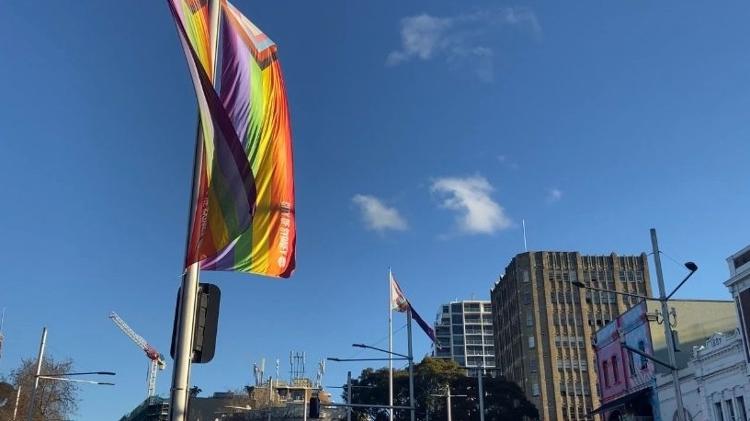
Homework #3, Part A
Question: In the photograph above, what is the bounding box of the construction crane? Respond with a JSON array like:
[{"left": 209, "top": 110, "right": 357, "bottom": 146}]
[{"left": 109, "top": 311, "right": 166, "bottom": 397}]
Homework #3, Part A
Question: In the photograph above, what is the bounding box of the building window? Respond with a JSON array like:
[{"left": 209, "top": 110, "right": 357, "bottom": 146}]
[
  {"left": 529, "top": 358, "right": 537, "bottom": 373},
  {"left": 716, "top": 402, "right": 725, "bottom": 421},
  {"left": 638, "top": 340, "right": 648, "bottom": 369},
  {"left": 526, "top": 313, "right": 534, "bottom": 327},
  {"left": 611, "top": 356, "right": 619, "bottom": 383},
  {"left": 726, "top": 400, "right": 736, "bottom": 421},
  {"left": 628, "top": 349, "right": 636, "bottom": 376},
  {"left": 602, "top": 361, "right": 609, "bottom": 387},
  {"left": 736, "top": 396, "right": 746, "bottom": 421},
  {"left": 532, "top": 383, "right": 540, "bottom": 396},
  {"left": 528, "top": 336, "right": 535, "bottom": 349}
]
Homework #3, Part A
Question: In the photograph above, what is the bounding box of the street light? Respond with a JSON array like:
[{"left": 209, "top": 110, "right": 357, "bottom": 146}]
[
  {"left": 326, "top": 357, "right": 408, "bottom": 362},
  {"left": 352, "top": 344, "right": 410, "bottom": 359},
  {"left": 26, "top": 328, "right": 116, "bottom": 421},
  {"left": 352, "top": 342, "right": 415, "bottom": 421},
  {"left": 37, "top": 371, "right": 117, "bottom": 386},
  {"left": 569, "top": 229, "right": 698, "bottom": 421}
]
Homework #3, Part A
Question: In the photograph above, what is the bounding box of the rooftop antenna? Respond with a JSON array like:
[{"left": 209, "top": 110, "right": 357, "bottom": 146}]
[
  {"left": 316, "top": 359, "right": 326, "bottom": 388},
  {"left": 261, "top": 358, "right": 266, "bottom": 384},
  {"left": 0, "top": 308, "right": 5, "bottom": 360},
  {"left": 522, "top": 219, "right": 528, "bottom": 252}
]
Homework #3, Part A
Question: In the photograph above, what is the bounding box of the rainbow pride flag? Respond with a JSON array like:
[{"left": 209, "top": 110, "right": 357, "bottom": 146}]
[
  {"left": 200, "top": 0, "right": 296, "bottom": 278},
  {"left": 168, "top": 0, "right": 296, "bottom": 278},
  {"left": 168, "top": 0, "right": 257, "bottom": 269}
]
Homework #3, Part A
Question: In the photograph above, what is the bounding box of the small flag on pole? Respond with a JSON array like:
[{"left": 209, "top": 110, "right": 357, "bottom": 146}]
[
  {"left": 390, "top": 271, "right": 410, "bottom": 313},
  {"left": 390, "top": 271, "right": 436, "bottom": 342}
]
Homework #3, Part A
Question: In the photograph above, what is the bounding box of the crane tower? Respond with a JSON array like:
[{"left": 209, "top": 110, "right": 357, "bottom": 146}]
[{"left": 109, "top": 311, "right": 166, "bottom": 397}]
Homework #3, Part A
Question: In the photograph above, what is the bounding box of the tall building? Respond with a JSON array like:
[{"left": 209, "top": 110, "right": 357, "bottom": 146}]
[
  {"left": 725, "top": 243, "right": 750, "bottom": 362},
  {"left": 434, "top": 300, "right": 496, "bottom": 374},
  {"left": 490, "top": 251, "right": 652, "bottom": 421}
]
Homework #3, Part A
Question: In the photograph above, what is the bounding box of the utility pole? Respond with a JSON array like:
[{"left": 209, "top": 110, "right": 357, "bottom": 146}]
[
  {"left": 407, "top": 310, "right": 415, "bottom": 421},
  {"left": 12, "top": 385, "right": 21, "bottom": 421},
  {"left": 303, "top": 387, "right": 308, "bottom": 421},
  {"left": 346, "top": 371, "right": 352, "bottom": 421},
  {"left": 446, "top": 385, "right": 452, "bottom": 421},
  {"left": 477, "top": 368, "right": 484, "bottom": 421},
  {"left": 26, "top": 327, "right": 47, "bottom": 421},
  {"left": 651, "top": 228, "right": 686, "bottom": 421}
]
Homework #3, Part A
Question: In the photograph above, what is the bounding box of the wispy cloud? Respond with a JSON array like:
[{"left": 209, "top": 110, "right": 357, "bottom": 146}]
[
  {"left": 497, "top": 154, "right": 520, "bottom": 170},
  {"left": 431, "top": 176, "right": 511, "bottom": 234},
  {"left": 386, "top": 8, "right": 540, "bottom": 81},
  {"left": 547, "top": 188, "right": 563, "bottom": 203},
  {"left": 352, "top": 194, "right": 408, "bottom": 232}
]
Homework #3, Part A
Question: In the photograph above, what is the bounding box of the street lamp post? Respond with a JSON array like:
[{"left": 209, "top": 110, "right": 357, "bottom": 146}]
[
  {"left": 570, "top": 229, "right": 697, "bottom": 421},
  {"left": 328, "top": 343, "right": 415, "bottom": 419},
  {"left": 477, "top": 368, "right": 484, "bottom": 421},
  {"left": 352, "top": 342, "right": 415, "bottom": 421},
  {"left": 651, "top": 229, "right": 690, "bottom": 421},
  {"left": 25, "top": 328, "right": 116, "bottom": 421},
  {"left": 26, "top": 327, "right": 47, "bottom": 421}
]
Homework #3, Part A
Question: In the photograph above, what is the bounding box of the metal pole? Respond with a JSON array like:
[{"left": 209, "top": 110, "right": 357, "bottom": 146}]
[
  {"left": 407, "top": 310, "right": 415, "bottom": 421},
  {"left": 651, "top": 228, "right": 685, "bottom": 421},
  {"left": 303, "top": 388, "right": 308, "bottom": 421},
  {"left": 26, "top": 327, "right": 47, "bottom": 421},
  {"left": 446, "top": 385, "right": 452, "bottom": 421},
  {"left": 169, "top": 1, "right": 221, "bottom": 419},
  {"left": 347, "top": 371, "right": 352, "bottom": 421},
  {"left": 12, "top": 385, "right": 21, "bottom": 421},
  {"left": 388, "top": 269, "right": 394, "bottom": 421},
  {"left": 478, "top": 368, "right": 484, "bottom": 421},
  {"left": 169, "top": 262, "right": 200, "bottom": 421}
]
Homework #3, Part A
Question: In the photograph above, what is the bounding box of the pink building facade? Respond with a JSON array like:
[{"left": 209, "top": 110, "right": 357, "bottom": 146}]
[{"left": 594, "top": 301, "right": 659, "bottom": 420}]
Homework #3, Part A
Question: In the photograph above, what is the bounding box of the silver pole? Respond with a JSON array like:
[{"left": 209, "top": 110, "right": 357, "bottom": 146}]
[
  {"left": 26, "top": 327, "right": 47, "bottom": 421},
  {"left": 478, "top": 368, "right": 484, "bottom": 421},
  {"left": 12, "top": 385, "right": 21, "bottom": 421},
  {"left": 169, "top": 1, "right": 221, "bottom": 419},
  {"left": 388, "top": 269, "right": 394, "bottom": 421},
  {"left": 446, "top": 385, "right": 452, "bottom": 421},
  {"left": 303, "top": 388, "right": 308, "bottom": 421},
  {"left": 407, "top": 310, "right": 415, "bottom": 421},
  {"left": 651, "top": 228, "right": 685, "bottom": 421},
  {"left": 169, "top": 263, "right": 200, "bottom": 421},
  {"left": 347, "top": 371, "right": 352, "bottom": 421}
]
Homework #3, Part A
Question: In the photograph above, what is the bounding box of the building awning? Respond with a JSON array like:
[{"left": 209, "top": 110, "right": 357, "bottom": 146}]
[{"left": 589, "top": 387, "right": 652, "bottom": 416}]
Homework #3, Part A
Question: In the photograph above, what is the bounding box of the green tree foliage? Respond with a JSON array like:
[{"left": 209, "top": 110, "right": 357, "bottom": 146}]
[{"left": 343, "top": 358, "right": 538, "bottom": 421}]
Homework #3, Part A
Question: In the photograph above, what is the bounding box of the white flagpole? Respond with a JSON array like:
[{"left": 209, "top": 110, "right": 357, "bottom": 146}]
[
  {"left": 169, "top": 1, "right": 221, "bottom": 420},
  {"left": 388, "top": 268, "right": 394, "bottom": 421}
]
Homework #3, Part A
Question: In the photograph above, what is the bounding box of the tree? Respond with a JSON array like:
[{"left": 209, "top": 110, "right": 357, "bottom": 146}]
[
  {"left": 343, "top": 358, "right": 538, "bottom": 421},
  {"left": 0, "top": 356, "right": 79, "bottom": 421}
]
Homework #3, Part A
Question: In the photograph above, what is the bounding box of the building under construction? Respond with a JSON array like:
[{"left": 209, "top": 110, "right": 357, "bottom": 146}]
[{"left": 119, "top": 352, "right": 344, "bottom": 420}]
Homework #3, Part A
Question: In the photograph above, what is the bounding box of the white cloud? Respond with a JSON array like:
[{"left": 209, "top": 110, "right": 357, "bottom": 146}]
[
  {"left": 548, "top": 188, "right": 563, "bottom": 203},
  {"left": 352, "top": 194, "right": 408, "bottom": 232},
  {"left": 431, "top": 176, "right": 511, "bottom": 234},
  {"left": 386, "top": 8, "right": 539, "bottom": 81}
]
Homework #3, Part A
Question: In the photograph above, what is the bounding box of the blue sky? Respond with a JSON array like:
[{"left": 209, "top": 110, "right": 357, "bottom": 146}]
[{"left": 1, "top": 0, "right": 750, "bottom": 419}]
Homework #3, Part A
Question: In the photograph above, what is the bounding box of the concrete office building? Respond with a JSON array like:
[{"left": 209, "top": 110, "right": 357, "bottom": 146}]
[
  {"left": 434, "top": 300, "right": 496, "bottom": 374},
  {"left": 490, "top": 251, "right": 652, "bottom": 421}
]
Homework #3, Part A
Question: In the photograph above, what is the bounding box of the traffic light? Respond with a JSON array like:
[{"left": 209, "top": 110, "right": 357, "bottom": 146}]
[
  {"left": 309, "top": 397, "right": 320, "bottom": 418},
  {"left": 170, "top": 283, "right": 221, "bottom": 363}
]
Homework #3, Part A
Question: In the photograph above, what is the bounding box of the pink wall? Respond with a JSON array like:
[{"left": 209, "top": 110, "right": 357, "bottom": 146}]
[{"left": 594, "top": 302, "right": 654, "bottom": 404}]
